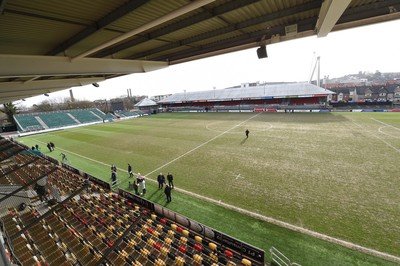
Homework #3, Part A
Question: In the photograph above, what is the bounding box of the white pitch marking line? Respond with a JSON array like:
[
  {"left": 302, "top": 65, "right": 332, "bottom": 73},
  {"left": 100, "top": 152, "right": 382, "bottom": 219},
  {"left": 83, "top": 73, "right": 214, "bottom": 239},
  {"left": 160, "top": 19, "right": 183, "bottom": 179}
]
[
  {"left": 378, "top": 126, "right": 400, "bottom": 139},
  {"left": 371, "top": 117, "right": 400, "bottom": 131},
  {"left": 145, "top": 113, "right": 261, "bottom": 176},
  {"left": 235, "top": 173, "right": 244, "bottom": 180},
  {"left": 349, "top": 118, "right": 400, "bottom": 153},
  {"left": 30, "top": 138, "right": 115, "bottom": 169}
]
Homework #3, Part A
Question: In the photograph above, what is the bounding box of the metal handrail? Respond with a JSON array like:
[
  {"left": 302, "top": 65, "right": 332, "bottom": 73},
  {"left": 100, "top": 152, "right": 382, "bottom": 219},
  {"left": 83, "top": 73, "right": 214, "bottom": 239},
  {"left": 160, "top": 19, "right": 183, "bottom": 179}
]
[{"left": 270, "top": 246, "right": 302, "bottom": 266}]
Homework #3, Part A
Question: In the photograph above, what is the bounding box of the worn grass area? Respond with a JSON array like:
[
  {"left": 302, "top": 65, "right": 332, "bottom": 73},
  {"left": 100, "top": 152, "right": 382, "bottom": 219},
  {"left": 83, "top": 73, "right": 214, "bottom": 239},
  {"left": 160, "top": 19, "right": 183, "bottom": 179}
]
[{"left": 19, "top": 112, "right": 400, "bottom": 265}]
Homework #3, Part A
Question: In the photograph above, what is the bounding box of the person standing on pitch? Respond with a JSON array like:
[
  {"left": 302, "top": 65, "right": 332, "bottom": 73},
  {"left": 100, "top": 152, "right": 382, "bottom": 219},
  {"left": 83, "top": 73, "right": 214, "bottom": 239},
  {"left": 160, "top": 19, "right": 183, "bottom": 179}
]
[
  {"left": 245, "top": 129, "right": 250, "bottom": 138},
  {"left": 167, "top": 172, "right": 174, "bottom": 189},
  {"left": 133, "top": 180, "right": 139, "bottom": 195},
  {"left": 157, "top": 172, "right": 165, "bottom": 189},
  {"left": 140, "top": 177, "right": 146, "bottom": 195},
  {"left": 164, "top": 184, "right": 172, "bottom": 202}
]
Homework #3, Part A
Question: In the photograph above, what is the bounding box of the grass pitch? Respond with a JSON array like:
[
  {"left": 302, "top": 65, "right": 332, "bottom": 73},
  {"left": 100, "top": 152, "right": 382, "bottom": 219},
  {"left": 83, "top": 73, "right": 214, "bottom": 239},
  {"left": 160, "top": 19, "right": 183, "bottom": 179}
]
[{"left": 19, "top": 112, "right": 400, "bottom": 265}]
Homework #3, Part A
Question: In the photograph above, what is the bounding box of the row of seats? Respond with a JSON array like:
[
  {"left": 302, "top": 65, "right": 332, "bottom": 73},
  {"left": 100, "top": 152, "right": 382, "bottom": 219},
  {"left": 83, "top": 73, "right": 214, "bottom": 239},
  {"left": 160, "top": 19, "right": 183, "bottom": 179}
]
[
  {"left": 3, "top": 207, "right": 75, "bottom": 266},
  {"left": 67, "top": 109, "right": 102, "bottom": 123},
  {"left": 101, "top": 194, "right": 252, "bottom": 266},
  {"left": 0, "top": 145, "right": 24, "bottom": 162},
  {"left": 14, "top": 108, "right": 111, "bottom": 132},
  {"left": 13, "top": 115, "right": 43, "bottom": 131},
  {"left": 0, "top": 154, "right": 53, "bottom": 186},
  {"left": 77, "top": 193, "right": 252, "bottom": 265},
  {"left": 47, "top": 168, "right": 87, "bottom": 195},
  {"left": 3, "top": 190, "right": 254, "bottom": 266}
]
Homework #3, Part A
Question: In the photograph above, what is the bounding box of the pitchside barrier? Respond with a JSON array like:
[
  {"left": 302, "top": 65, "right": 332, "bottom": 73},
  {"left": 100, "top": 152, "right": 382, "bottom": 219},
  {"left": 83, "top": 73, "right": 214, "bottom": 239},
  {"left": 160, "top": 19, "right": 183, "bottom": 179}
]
[
  {"left": 253, "top": 108, "right": 399, "bottom": 113},
  {"left": 119, "top": 189, "right": 266, "bottom": 265}
]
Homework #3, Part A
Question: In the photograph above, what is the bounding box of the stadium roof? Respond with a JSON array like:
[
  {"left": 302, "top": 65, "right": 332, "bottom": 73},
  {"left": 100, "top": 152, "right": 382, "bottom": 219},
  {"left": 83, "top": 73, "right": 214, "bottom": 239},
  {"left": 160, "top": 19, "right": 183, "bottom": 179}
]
[
  {"left": 159, "top": 82, "right": 335, "bottom": 103},
  {"left": 134, "top": 98, "right": 157, "bottom": 107},
  {"left": 1, "top": 0, "right": 399, "bottom": 104}
]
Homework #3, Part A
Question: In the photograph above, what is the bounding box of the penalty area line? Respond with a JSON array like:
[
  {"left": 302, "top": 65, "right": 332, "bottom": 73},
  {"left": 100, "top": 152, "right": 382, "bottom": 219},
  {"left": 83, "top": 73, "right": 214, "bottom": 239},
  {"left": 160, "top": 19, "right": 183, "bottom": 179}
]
[
  {"left": 349, "top": 118, "right": 400, "bottom": 153},
  {"left": 371, "top": 117, "right": 400, "bottom": 131}
]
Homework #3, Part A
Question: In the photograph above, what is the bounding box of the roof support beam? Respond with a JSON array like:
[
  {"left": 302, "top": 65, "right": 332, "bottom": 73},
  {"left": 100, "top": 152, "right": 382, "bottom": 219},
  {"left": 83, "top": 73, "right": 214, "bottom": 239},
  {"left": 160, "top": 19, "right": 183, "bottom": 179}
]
[
  {"left": 47, "top": 0, "right": 149, "bottom": 56},
  {"left": 127, "top": 1, "right": 321, "bottom": 60},
  {"left": 0, "top": 55, "right": 168, "bottom": 78},
  {"left": 72, "top": 0, "right": 216, "bottom": 59},
  {"left": 315, "top": 0, "right": 351, "bottom": 37},
  {"left": 94, "top": 0, "right": 261, "bottom": 58},
  {"left": 159, "top": 18, "right": 317, "bottom": 64},
  {"left": 0, "top": 77, "right": 105, "bottom": 92},
  {"left": 0, "top": 0, "right": 8, "bottom": 14},
  {"left": 0, "top": 77, "right": 106, "bottom": 103},
  {"left": 335, "top": 1, "right": 400, "bottom": 30}
]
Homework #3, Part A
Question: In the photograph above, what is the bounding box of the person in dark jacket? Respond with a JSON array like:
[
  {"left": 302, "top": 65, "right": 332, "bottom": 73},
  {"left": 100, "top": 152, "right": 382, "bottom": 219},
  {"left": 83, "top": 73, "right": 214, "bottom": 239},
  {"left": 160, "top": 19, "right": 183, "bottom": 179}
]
[
  {"left": 133, "top": 181, "right": 139, "bottom": 195},
  {"left": 157, "top": 172, "right": 165, "bottom": 189},
  {"left": 167, "top": 172, "right": 174, "bottom": 189},
  {"left": 164, "top": 184, "right": 172, "bottom": 202},
  {"left": 128, "top": 163, "right": 133, "bottom": 178}
]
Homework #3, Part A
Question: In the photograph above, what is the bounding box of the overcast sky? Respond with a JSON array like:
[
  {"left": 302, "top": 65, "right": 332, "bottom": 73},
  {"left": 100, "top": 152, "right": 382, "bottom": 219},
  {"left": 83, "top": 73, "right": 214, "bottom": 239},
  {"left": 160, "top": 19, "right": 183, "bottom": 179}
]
[{"left": 21, "top": 19, "right": 400, "bottom": 107}]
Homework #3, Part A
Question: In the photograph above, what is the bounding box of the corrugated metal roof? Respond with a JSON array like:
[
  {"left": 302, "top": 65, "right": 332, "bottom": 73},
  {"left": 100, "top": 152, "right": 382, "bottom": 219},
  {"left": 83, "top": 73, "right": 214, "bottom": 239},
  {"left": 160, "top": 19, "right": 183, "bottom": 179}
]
[
  {"left": 135, "top": 98, "right": 158, "bottom": 107},
  {"left": 159, "top": 82, "right": 335, "bottom": 103}
]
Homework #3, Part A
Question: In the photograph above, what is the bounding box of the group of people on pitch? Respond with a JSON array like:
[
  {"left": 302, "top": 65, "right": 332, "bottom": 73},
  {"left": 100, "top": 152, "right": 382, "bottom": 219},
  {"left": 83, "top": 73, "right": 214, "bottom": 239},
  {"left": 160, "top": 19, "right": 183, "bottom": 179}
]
[
  {"left": 125, "top": 164, "right": 174, "bottom": 203},
  {"left": 157, "top": 172, "right": 174, "bottom": 202}
]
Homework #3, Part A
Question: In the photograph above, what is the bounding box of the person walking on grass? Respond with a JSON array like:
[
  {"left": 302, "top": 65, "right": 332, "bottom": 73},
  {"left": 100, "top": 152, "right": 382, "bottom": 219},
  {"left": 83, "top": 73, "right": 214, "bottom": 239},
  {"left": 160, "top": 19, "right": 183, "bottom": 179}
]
[
  {"left": 245, "top": 129, "right": 249, "bottom": 138},
  {"left": 128, "top": 163, "right": 133, "bottom": 178},
  {"left": 60, "top": 153, "right": 67, "bottom": 162}
]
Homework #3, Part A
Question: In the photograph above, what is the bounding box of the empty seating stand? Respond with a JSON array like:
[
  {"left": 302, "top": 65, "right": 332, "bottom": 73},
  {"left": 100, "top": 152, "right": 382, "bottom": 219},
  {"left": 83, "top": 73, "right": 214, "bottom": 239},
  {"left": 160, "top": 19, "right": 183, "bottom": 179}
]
[
  {"left": 14, "top": 108, "right": 110, "bottom": 132},
  {"left": 67, "top": 109, "right": 103, "bottom": 124}
]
